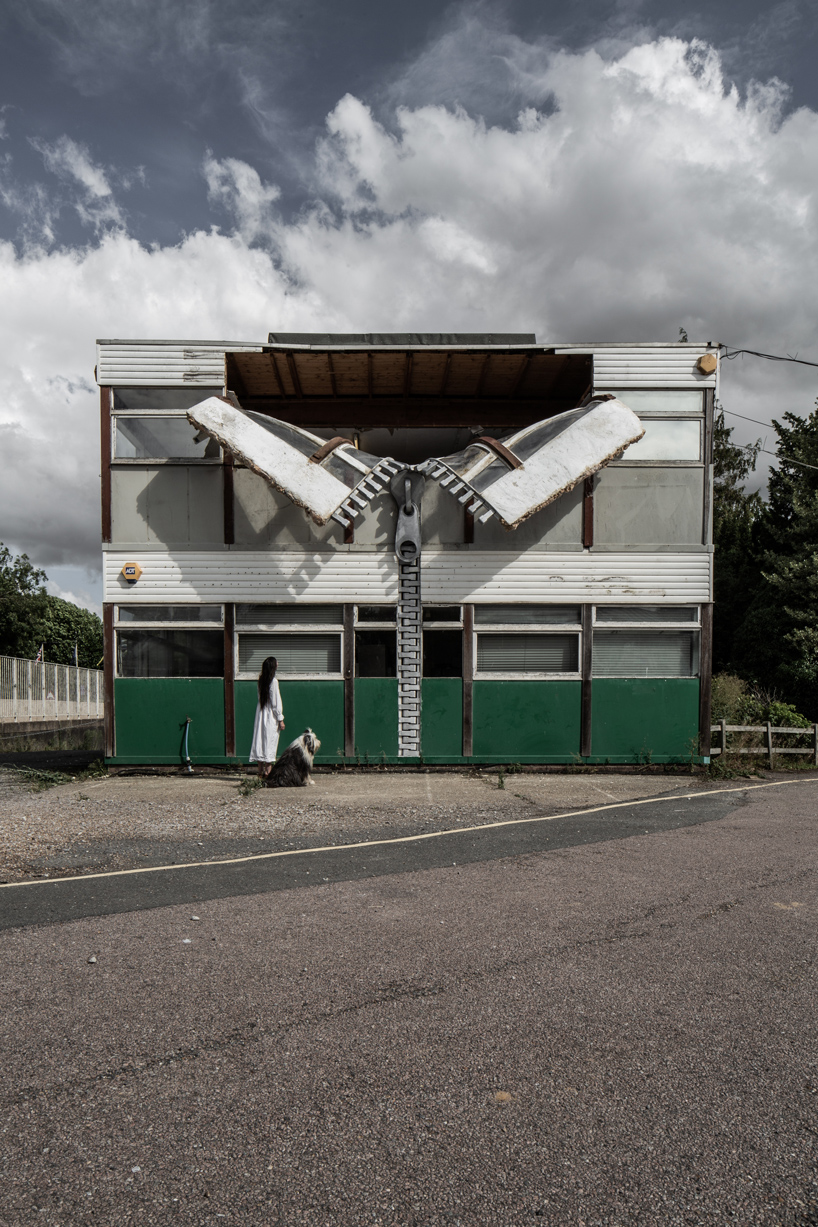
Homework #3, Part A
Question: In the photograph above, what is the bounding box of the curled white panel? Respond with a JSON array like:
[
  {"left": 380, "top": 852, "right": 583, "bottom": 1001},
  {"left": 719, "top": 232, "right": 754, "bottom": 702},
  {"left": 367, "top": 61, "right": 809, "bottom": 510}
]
[
  {"left": 420, "top": 397, "right": 644, "bottom": 529},
  {"left": 187, "top": 397, "right": 386, "bottom": 525}
]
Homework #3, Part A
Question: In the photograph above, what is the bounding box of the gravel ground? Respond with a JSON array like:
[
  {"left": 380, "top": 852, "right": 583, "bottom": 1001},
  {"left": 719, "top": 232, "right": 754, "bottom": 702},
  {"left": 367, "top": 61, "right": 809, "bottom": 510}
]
[
  {"left": 0, "top": 768, "right": 715, "bottom": 883},
  {"left": 0, "top": 777, "right": 816, "bottom": 1225}
]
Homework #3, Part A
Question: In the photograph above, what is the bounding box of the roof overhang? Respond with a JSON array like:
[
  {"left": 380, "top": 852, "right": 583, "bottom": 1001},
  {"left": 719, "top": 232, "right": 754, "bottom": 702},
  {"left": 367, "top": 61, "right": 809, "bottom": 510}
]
[{"left": 225, "top": 344, "right": 593, "bottom": 429}]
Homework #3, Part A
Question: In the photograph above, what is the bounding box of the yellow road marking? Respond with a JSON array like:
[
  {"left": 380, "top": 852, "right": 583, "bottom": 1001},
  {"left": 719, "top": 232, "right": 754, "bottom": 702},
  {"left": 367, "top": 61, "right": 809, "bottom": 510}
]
[{"left": 1, "top": 776, "right": 815, "bottom": 892}]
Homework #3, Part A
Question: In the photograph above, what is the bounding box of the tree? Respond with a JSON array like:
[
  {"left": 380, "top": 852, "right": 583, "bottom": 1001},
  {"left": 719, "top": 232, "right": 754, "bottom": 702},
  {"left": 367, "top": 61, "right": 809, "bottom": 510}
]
[
  {"left": 39, "top": 597, "right": 104, "bottom": 668},
  {"left": 0, "top": 543, "right": 104, "bottom": 666},
  {"left": 711, "top": 408, "right": 763, "bottom": 672},
  {"left": 0, "top": 544, "right": 48, "bottom": 659},
  {"left": 732, "top": 404, "right": 818, "bottom": 713}
]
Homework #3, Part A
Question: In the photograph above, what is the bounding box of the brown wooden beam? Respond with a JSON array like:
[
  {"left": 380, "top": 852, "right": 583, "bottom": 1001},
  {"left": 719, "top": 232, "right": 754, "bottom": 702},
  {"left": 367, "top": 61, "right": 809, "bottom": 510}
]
[
  {"left": 583, "top": 475, "right": 594, "bottom": 549},
  {"left": 703, "top": 388, "right": 714, "bottom": 547},
  {"left": 343, "top": 605, "right": 355, "bottom": 757},
  {"left": 699, "top": 602, "right": 713, "bottom": 758},
  {"left": 285, "top": 352, "right": 303, "bottom": 398},
  {"left": 511, "top": 353, "right": 531, "bottom": 397},
  {"left": 403, "top": 351, "right": 414, "bottom": 396},
  {"left": 580, "top": 604, "right": 593, "bottom": 758},
  {"left": 462, "top": 604, "right": 474, "bottom": 757},
  {"left": 224, "top": 603, "right": 236, "bottom": 758},
  {"left": 475, "top": 353, "right": 490, "bottom": 397},
  {"left": 268, "top": 352, "right": 287, "bottom": 398},
  {"left": 223, "top": 454, "right": 234, "bottom": 545},
  {"left": 103, "top": 603, "right": 115, "bottom": 758},
  {"left": 225, "top": 353, "right": 248, "bottom": 399},
  {"left": 100, "top": 386, "right": 112, "bottom": 543},
  {"left": 440, "top": 352, "right": 452, "bottom": 396},
  {"left": 367, "top": 352, "right": 373, "bottom": 398},
  {"left": 326, "top": 352, "right": 338, "bottom": 398}
]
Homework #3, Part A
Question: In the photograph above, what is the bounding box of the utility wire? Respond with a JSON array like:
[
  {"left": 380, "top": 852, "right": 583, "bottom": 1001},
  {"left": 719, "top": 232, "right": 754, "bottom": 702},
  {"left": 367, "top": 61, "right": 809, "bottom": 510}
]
[
  {"left": 721, "top": 345, "right": 818, "bottom": 370},
  {"left": 733, "top": 441, "right": 818, "bottom": 473}
]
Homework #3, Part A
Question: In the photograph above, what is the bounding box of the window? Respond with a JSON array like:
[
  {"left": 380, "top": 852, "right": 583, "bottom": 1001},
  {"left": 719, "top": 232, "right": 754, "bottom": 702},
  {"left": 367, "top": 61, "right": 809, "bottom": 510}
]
[
  {"left": 236, "top": 605, "right": 343, "bottom": 677},
  {"left": 601, "top": 390, "right": 704, "bottom": 415},
  {"left": 595, "top": 606, "right": 698, "bottom": 624},
  {"left": 238, "top": 634, "right": 341, "bottom": 676},
  {"left": 357, "top": 606, "right": 396, "bottom": 623},
  {"left": 623, "top": 419, "right": 701, "bottom": 462},
  {"left": 114, "top": 417, "right": 220, "bottom": 460},
  {"left": 113, "top": 387, "right": 223, "bottom": 411},
  {"left": 474, "top": 605, "right": 580, "bottom": 625},
  {"left": 422, "top": 606, "right": 461, "bottom": 623},
  {"left": 592, "top": 631, "right": 697, "bottom": 678},
  {"left": 117, "top": 629, "right": 223, "bottom": 678},
  {"left": 236, "top": 604, "right": 342, "bottom": 626},
  {"left": 355, "top": 630, "right": 397, "bottom": 677},
  {"left": 423, "top": 630, "right": 462, "bottom": 677},
  {"left": 476, "top": 634, "right": 579, "bottom": 675},
  {"left": 117, "top": 605, "right": 223, "bottom": 623}
]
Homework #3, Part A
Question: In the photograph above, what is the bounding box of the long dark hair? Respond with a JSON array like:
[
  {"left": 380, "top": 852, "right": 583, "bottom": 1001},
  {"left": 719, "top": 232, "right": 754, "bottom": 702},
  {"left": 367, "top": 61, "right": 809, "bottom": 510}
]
[{"left": 258, "top": 656, "right": 277, "bottom": 709}]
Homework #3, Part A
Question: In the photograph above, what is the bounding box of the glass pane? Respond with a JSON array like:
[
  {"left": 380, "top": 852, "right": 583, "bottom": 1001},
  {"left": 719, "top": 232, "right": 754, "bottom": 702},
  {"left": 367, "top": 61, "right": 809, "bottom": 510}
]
[
  {"left": 118, "top": 605, "right": 223, "bottom": 623},
  {"left": 357, "top": 606, "right": 396, "bottom": 623},
  {"left": 422, "top": 607, "right": 461, "bottom": 623},
  {"left": 116, "top": 629, "right": 223, "bottom": 677},
  {"left": 423, "top": 630, "right": 462, "bottom": 677},
  {"left": 355, "top": 630, "right": 397, "bottom": 677},
  {"left": 624, "top": 420, "right": 701, "bottom": 461},
  {"left": 593, "top": 631, "right": 696, "bottom": 677},
  {"left": 238, "top": 633, "right": 341, "bottom": 675},
  {"left": 236, "top": 604, "right": 343, "bottom": 626},
  {"left": 603, "top": 390, "right": 704, "bottom": 414},
  {"left": 476, "top": 633, "right": 578, "bottom": 673},
  {"left": 595, "top": 606, "right": 697, "bottom": 623},
  {"left": 474, "top": 605, "right": 580, "bottom": 625},
  {"left": 114, "top": 417, "right": 219, "bottom": 459},
  {"left": 113, "top": 387, "right": 223, "bottom": 411}
]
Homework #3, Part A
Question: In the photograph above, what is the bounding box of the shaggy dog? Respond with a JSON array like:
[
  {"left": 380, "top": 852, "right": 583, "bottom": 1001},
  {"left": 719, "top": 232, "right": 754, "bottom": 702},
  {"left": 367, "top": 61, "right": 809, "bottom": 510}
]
[{"left": 266, "top": 729, "right": 321, "bottom": 787}]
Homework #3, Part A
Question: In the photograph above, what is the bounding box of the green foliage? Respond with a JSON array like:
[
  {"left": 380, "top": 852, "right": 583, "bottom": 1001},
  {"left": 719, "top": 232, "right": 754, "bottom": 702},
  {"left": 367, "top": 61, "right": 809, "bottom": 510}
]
[
  {"left": 0, "top": 543, "right": 103, "bottom": 666},
  {"left": 711, "top": 674, "right": 811, "bottom": 728},
  {"left": 731, "top": 404, "right": 818, "bottom": 713},
  {"left": 0, "top": 544, "right": 48, "bottom": 659},
  {"left": 39, "top": 597, "right": 103, "bottom": 668},
  {"left": 711, "top": 410, "right": 763, "bottom": 672}
]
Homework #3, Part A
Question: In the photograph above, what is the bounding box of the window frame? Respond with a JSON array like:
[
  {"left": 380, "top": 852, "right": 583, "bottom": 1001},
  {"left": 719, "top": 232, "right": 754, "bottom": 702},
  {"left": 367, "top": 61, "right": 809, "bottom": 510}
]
[
  {"left": 111, "top": 410, "right": 223, "bottom": 465},
  {"left": 235, "top": 605, "right": 345, "bottom": 680},
  {"left": 591, "top": 605, "right": 701, "bottom": 678},
  {"left": 472, "top": 606, "right": 582, "bottom": 679},
  {"left": 597, "top": 388, "right": 705, "bottom": 468}
]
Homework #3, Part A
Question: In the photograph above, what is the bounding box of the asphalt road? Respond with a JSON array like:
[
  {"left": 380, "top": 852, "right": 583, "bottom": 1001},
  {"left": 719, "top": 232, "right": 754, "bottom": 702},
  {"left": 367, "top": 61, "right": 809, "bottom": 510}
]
[
  {"left": 1, "top": 785, "right": 746, "bottom": 929},
  {"left": 1, "top": 778, "right": 817, "bottom": 1226}
]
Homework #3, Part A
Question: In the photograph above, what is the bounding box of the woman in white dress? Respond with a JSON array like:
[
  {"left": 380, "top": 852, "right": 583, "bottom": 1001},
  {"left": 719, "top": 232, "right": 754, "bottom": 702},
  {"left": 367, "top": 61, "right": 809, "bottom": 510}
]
[{"left": 249, "top": 656, "right": 285, "bottom": 778}]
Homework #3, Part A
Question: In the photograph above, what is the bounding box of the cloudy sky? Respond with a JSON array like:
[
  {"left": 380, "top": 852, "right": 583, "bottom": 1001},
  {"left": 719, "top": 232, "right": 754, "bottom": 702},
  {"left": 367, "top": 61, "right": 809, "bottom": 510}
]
[{"left": 2, "top": 0, "right": 818, "bottom": 613}]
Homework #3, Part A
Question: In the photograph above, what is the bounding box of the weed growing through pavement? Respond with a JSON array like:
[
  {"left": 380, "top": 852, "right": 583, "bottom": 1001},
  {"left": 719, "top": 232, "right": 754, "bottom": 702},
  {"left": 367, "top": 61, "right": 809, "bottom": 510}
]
[
  {"left": 2, "top": 759, "right": 108, "bottom": 792},
  {"left": 237, "top": 775, "right": 264, "bottom": 797},
  {"left": 497, "top": 767, "right": 506, "bottom": 790}
]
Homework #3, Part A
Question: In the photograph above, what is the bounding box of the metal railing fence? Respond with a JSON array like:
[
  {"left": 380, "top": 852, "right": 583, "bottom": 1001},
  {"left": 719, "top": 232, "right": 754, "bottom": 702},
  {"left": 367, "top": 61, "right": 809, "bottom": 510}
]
[{"left": 0, "top": 655, "right": 103, "bottom": 721}]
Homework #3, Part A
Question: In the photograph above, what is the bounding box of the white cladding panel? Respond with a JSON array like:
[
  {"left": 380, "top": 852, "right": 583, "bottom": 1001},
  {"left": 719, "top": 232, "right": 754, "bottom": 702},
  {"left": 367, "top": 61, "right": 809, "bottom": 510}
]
[
  {"left": 96, "top": 343, "right": 262, "bottom": 387},
  {"left": 104, "top": 550, "right": 712, "bottom": 603},
  {"left": 556, "top": 346, "right": 717, "bottom": 389}
]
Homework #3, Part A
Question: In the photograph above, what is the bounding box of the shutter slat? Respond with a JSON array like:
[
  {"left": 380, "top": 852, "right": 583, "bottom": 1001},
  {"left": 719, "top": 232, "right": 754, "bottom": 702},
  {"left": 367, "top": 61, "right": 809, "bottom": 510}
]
[
  {"left": 238, "top": 633, "right": 341, "bottom": 674},
  {"left": 476, "top": 633, "right": 578, "bottom": 673},
  {"left": 593, "top": 631, "right": 695, "bottom": 677}
]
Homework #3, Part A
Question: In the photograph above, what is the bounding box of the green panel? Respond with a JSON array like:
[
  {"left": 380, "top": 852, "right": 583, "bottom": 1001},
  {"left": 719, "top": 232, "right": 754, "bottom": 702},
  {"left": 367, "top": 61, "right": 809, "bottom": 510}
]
[
  {"left": 592, "top": 678, "right": 700, "bottom": 761},
  {"left": 114, "top": 678, "right": 225, "bottom": 761},
  {"left": 354, "top": 678, "right": 398, "bottom": 760},
  {"left": 473, "top": 681, "right": 581, "bottom": 759},
  {"left": 421, "top": 678, "right": 463, "bottom": 759},
  {"left": 234, "top": 680, "right": 344, "bottom": 764}
]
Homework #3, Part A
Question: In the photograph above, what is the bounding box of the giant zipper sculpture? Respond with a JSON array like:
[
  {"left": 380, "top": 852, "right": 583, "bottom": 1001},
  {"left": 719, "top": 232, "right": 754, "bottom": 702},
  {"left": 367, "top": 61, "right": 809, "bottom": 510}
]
[{"left": 188, "top": 395, "right": 644, "bottom": 756}]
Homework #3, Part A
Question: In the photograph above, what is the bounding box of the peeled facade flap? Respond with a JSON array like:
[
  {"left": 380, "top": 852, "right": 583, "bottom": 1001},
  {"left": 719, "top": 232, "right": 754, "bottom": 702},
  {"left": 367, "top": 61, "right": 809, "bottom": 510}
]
[{"left": 187, "top": 395, "right": 643, "bottom": 532}]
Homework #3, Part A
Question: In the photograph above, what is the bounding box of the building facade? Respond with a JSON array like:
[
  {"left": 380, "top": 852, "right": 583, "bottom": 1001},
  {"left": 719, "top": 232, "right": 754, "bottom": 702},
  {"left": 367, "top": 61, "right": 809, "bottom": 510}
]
[{"left": 98, "top": 334, "right": 716, "bottom": 767}]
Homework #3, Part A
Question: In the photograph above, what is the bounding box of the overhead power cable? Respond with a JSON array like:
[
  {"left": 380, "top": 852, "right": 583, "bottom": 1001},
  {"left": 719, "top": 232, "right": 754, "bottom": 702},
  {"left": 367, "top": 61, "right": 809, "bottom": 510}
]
[{"left": 720, "top": 345, "right": 818, "bottom": 370}]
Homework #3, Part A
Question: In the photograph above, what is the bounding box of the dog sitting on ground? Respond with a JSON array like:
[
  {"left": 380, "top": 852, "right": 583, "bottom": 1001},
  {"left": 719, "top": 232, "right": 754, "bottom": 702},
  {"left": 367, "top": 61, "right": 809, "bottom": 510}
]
[{"left": 265, "top": 729, "right": 321, "bottom": 787}]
